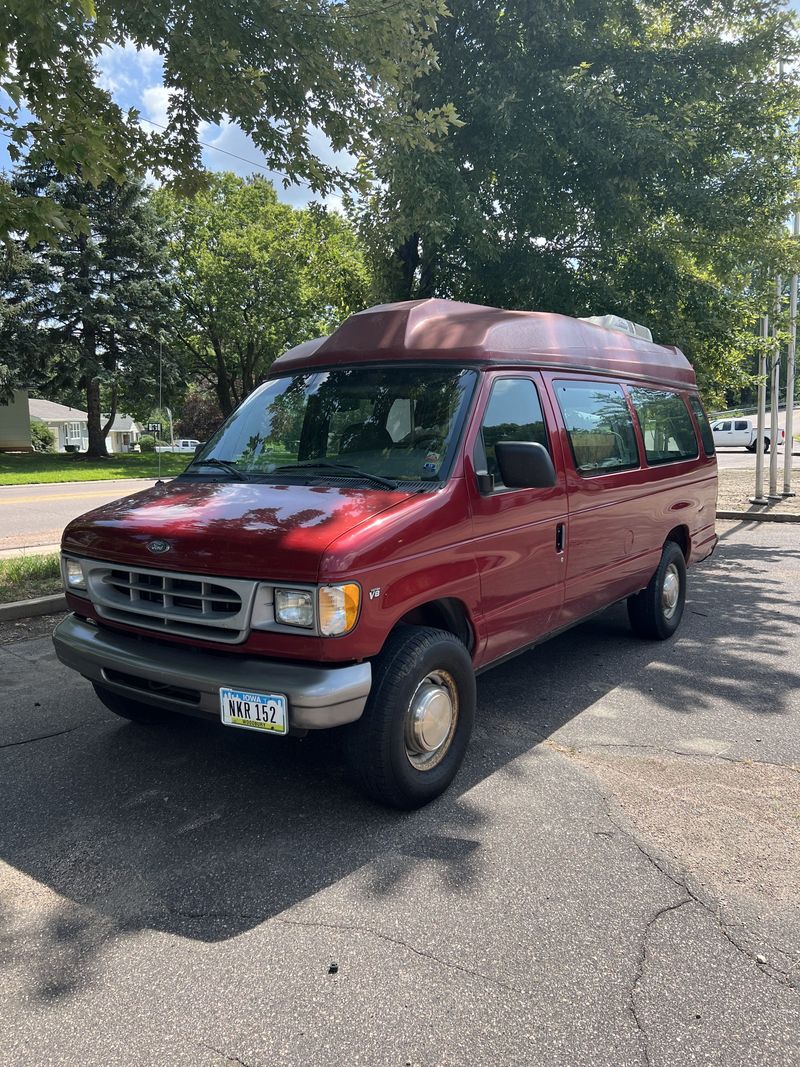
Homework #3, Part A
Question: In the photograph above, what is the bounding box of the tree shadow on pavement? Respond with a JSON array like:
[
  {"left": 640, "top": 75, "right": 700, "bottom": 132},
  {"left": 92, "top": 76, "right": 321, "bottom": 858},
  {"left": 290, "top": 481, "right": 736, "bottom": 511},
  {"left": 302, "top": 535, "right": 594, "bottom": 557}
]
[{"left": 0, "top": 524, "right": 798, "bottom": 1001}]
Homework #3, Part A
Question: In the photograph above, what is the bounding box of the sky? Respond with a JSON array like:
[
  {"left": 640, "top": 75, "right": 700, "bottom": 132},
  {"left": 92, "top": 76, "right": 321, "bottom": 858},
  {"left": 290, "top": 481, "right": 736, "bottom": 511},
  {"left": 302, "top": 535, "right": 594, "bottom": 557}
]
[{"left": 0, "top": 40, "right": 353, "bottom": 210}]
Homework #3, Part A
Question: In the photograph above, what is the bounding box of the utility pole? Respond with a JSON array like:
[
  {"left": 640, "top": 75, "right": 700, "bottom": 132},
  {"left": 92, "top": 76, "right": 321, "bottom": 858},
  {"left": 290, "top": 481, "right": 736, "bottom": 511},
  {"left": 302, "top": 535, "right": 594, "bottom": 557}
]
[
  {"left": 768, "top": 278, "right": 782, "bottom": 498},
  {"left": 752, "top": 315, "right": 768, "bottom": 504},
  {"left": 784, "top": 213, "right": 798, "bottom": 497}
]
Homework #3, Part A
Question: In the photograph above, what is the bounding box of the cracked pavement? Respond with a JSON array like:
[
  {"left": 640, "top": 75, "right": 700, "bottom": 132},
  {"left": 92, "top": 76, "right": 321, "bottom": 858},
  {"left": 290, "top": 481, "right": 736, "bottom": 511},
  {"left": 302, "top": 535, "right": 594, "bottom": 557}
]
[{"left": 1, "top": 520, "right": 798, "bottom": 1066}]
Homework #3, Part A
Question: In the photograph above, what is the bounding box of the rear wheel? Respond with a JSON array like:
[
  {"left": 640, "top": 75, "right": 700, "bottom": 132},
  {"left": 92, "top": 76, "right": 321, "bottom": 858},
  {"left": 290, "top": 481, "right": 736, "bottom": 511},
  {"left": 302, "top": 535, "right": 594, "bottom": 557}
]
[
  {"left": 92, "top": 682, "right": 174, "bottom": 724},
  {"left": 764, "top": 437, "right": 771, "bottom": 453},
  {"left": 344, "top": 626, "right": 476, "bottom": 809},
  {"left": 627, "top": 541, "right": 687, "bottom": 641}
]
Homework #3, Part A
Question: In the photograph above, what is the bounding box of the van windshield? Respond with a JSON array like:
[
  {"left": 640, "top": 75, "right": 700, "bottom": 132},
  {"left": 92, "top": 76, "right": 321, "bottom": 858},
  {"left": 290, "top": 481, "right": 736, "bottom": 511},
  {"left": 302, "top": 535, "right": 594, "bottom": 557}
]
[{"left": 188, "top": 366, "right": 478, "bottom": 487}]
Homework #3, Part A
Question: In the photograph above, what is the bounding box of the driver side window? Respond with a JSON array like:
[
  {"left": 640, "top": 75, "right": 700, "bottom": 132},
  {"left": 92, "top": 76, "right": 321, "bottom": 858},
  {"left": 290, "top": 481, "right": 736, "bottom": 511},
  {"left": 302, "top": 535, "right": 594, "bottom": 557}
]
[{"left": 476, "top": 378, "right": 549, "bottom": 490}]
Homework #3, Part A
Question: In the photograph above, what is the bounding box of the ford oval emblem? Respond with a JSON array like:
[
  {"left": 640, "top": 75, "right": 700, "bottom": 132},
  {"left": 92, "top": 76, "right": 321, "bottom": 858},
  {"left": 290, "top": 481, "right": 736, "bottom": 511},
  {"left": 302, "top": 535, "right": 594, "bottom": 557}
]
[{"left": 147, "top": 539, "right": 171, "bottom": 555}]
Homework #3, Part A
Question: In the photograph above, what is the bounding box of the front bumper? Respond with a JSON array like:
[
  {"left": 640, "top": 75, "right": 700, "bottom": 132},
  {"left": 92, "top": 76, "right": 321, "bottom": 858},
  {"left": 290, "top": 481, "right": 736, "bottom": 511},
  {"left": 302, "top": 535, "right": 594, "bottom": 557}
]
[{"left": 53, "top": 614, "right": 372, "bottom": 729}]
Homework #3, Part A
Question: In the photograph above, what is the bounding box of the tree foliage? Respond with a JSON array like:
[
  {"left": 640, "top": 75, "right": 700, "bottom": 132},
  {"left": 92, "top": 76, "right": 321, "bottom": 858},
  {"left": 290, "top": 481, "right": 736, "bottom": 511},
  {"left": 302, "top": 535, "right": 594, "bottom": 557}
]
[
  {"left": 155, "top": 172, "right": 372, "bottom": 415},
  {"left": 350, "top": 0, "right": 800, "bottom": 402},
  {"left": 0, "top": 165, "right": 174, "bottom": 455},
  {"left": 0, "top": 0, "right": 457, "bottom": 242}
]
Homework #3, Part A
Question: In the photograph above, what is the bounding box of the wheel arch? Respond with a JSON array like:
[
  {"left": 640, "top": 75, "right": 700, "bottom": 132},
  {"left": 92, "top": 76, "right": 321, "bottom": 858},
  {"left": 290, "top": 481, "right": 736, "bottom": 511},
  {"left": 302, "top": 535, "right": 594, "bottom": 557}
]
[
  {"left": 666, "top": 524, "right": 691, "bottom": 562},
  {"left": 394, "top": 597, "right": 475, "bottom": 653}
]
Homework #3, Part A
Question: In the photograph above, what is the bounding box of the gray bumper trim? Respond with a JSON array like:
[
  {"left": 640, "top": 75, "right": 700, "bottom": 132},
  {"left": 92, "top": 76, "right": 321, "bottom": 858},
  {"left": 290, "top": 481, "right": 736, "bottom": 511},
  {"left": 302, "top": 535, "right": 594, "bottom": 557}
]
[{"left": 53, "top": 614, "right": 371, "bottom": 729}]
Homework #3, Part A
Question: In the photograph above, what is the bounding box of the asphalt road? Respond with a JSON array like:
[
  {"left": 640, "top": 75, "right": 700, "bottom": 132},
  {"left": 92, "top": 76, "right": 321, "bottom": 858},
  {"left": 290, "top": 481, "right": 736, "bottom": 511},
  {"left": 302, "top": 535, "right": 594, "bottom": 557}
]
[
  {"left": 715, "top": 444, "right": 798, "bottom": 470},
  {"left": 1, "top": 520, "right": 798, "bottom": 1066},
  {"left": 0, "top": 479, "right": 157, "bottom": 552}
]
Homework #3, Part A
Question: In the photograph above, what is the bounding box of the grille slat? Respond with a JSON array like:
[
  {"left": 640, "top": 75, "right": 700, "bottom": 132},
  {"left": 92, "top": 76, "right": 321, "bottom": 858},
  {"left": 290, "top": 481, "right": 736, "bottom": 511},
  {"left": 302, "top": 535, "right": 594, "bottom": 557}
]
[{"left": 84, "top": 562, "right": 256, "bottom": 643}]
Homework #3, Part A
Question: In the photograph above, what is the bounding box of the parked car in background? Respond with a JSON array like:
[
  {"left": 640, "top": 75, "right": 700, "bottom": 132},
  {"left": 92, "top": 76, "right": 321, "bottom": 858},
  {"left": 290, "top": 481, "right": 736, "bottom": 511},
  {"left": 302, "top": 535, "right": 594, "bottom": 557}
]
[
  {"left": 54, "top": 299, "right": 718, "bottom": 809},
  {"left": 710, "top": 417, "right": 785, "bottom": 453},
  {"left": 155, "top": 439, "right": 201, "bottom": 454}
]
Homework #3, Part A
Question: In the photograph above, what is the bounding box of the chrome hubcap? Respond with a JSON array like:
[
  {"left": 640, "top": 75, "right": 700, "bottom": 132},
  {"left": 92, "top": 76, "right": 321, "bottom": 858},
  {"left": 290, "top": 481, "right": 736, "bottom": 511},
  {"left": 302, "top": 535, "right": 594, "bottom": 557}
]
[
  {"left": 405, "top": 670, "right": 458, "bottom": 771},
  {"left": 661, "top": 563, "right": 680, "bottom": 620}
]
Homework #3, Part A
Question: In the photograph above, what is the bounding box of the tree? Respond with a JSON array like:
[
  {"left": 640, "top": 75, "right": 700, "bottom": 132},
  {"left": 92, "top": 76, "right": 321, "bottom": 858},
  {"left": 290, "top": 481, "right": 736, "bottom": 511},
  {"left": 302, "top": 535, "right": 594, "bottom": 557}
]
[
  {"left": 155, "top": 172, "right": 372, "bottom": 415},
  {"left": 350, "top": 0, "right": 800, "bottom": 399},
  {"left": 0, "top": 0, "right": 457, "bottom": 242},
  {"left": 173, "top": 386, "right": 224, "bottom": 442},
  {"left": 1, "top": 165, "right": 174, "bottom": 455}
]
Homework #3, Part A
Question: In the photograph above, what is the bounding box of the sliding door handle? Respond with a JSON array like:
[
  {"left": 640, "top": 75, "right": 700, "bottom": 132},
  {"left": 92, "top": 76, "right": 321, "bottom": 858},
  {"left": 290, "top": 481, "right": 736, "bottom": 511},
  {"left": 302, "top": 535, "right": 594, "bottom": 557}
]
[{"left": 556, "top": 523, "right": 565, "bottom": 553}]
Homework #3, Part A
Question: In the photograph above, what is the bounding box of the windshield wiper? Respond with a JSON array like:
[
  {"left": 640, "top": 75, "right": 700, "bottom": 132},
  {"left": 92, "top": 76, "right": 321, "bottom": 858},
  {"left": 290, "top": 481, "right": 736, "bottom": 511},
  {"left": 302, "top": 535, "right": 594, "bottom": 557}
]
[
  {"left": 188, "top": 458, "right": 250, "bottom": 481},
  {"left": 273, "top": 461, "right": 397, "bottom": 490}
]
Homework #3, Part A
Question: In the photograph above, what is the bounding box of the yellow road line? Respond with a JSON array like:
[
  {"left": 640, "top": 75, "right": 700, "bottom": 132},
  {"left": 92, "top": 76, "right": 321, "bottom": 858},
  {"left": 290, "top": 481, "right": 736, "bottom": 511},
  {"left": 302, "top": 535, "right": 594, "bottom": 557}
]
[{"left": 0, "top": 489, "right": 129, "bottom": 505}]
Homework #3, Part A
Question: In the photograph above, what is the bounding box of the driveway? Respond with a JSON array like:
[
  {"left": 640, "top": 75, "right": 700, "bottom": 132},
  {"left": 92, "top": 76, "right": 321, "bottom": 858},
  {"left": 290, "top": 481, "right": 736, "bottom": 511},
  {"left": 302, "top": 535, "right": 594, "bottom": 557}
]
[
  {"left": 1, "top": 520, "right": 798, "bottom": 1066},
  {"left": 0, "top": 479, "right": 159, "bottom": 552}
]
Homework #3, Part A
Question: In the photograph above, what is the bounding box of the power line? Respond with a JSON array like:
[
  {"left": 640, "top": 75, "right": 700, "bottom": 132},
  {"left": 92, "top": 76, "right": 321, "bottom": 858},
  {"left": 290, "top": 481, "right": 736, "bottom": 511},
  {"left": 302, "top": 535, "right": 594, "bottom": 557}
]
[{"left": 139, "top": 117, "right": 280, "bottom": 176}]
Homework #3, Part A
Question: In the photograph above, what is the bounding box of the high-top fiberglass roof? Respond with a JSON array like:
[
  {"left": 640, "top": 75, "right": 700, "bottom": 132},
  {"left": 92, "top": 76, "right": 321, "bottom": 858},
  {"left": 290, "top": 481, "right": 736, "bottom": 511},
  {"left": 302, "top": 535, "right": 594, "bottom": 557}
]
[{"left": 273, "top": 299, "right": 696, "bottom": 390}]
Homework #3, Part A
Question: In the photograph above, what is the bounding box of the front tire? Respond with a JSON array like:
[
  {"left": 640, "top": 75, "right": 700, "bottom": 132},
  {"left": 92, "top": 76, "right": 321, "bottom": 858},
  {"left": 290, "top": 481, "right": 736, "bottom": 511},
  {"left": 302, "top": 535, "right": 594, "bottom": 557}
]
[
  {"left": 344, "top": 626, "right": 476, "bottom": 809},
  {"left": 92, "top": 682, "right": 174, "bottom": 724},
  {"left": 627, "top": 541, "right": 687, "bottom": 641},
  {"left": 764, "top": 437, "right": 771, "bottom": 454}
]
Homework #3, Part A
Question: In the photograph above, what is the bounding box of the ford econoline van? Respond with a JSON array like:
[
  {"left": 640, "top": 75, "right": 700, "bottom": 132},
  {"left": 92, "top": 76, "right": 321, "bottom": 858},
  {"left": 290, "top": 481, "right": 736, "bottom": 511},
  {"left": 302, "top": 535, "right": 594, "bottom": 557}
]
[{"left": 54, "top": 299, "right": 718, "bottom": 808}]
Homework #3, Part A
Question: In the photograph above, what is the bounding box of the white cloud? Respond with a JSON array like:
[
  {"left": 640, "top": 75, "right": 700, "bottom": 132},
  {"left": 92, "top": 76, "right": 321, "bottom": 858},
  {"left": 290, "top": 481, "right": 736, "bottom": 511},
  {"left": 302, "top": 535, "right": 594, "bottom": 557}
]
[
  {"left": 97, "top": 41, "right": 162, "bottom": 99},
  {"left": 200, "top": 121, "right": 354, "bottom": 210},
  {"left": 141, "top": 85, "right": 174, "bottom": 128},
  {"left": 96, "top": 41, "right": 355, "bottom": 211}
]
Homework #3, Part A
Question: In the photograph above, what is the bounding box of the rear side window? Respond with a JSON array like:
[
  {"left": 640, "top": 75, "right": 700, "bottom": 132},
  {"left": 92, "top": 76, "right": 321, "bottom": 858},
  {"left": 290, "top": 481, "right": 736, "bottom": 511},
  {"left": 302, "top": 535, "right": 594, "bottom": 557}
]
[
  {"left": 478, "top": 378, "right": 549, "bottom": 488},
  {"left": 734, "top": 420, "right": 748, "bottom": 431},
  {"left": 554, "top": 381, "right": 639, "bottom": 475},
  {"left": 628, "top": 388, "right": 699, "bottom": 464},
  {"left": 690, "top": 396, "right": 716, "bottom": 455}
]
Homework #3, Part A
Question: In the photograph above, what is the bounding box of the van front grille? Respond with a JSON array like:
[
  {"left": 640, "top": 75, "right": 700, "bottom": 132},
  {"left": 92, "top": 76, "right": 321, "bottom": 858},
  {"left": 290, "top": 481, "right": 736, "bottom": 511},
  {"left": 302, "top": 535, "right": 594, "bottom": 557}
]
[{"left": 82, "top": 561, "right": 257, "bottom": 643}]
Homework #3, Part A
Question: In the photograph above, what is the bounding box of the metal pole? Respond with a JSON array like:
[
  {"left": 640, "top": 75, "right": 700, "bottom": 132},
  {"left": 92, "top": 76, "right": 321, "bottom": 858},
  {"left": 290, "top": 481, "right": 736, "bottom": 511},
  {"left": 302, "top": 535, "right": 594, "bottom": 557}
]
[
  {"left": 784, "top": 213, "right": 798, "bottom": 496},
  {"left": 752, "top": 314, "right": 768, "bottom": 504},
  {"left": 158, "top": 336, "right": 163, "bottom": 481},
  {"left": 768, "top": 278, "right": 782, "bottom": 498}
]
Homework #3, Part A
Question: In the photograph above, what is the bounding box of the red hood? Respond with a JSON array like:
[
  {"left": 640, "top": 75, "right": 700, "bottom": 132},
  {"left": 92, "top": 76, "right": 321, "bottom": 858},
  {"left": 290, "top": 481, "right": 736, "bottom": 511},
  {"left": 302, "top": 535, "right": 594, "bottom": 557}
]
[{"left": 61, "top": 479, "right": 414, "bottom": 582}]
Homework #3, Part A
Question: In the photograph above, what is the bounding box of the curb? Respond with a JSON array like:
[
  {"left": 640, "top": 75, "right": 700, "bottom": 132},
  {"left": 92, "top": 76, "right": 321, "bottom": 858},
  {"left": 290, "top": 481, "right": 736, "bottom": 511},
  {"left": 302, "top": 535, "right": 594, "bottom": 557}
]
[
  {"left": 0, "top": 593, "right": 67, "bottom": 622},
  {"left": 716, "top": 510, "right": 800, "bottom": 523}
]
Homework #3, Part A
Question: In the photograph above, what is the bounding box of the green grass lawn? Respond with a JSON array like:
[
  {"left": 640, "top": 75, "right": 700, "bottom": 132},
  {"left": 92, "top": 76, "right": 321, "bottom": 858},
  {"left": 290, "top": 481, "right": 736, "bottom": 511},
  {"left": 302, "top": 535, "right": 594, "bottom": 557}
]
[
  {"left": 0, "top": 451, "right": 190, "bottom": 486},
  {"left": 0, "top": 553, "right": 62, "bottom": 602}
]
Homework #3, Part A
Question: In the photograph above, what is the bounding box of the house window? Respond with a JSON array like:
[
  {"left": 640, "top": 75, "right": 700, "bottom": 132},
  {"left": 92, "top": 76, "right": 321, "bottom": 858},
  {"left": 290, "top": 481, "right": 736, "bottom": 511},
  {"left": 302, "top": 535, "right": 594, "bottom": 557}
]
[{"left": 67, "top": 422, "right": 83, "bottom": 441}]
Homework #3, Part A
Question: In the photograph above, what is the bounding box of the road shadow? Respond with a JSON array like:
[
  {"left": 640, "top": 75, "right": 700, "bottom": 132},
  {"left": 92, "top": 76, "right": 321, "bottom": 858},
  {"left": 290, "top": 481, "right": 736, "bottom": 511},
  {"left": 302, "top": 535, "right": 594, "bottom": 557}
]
[{"left": 1, "top": 526, "right": 798, "bottom": 1001}]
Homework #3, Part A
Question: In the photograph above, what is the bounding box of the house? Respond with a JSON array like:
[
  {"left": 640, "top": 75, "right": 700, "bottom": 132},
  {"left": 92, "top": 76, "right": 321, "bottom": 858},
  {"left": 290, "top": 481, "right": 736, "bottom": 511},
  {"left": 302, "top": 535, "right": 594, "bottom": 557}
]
[
  {"left": 27, "top": 399, "right": 142, "bottom": 453},
  {"left": 0, "top": 389, "right": 34, "bottom": 451}
]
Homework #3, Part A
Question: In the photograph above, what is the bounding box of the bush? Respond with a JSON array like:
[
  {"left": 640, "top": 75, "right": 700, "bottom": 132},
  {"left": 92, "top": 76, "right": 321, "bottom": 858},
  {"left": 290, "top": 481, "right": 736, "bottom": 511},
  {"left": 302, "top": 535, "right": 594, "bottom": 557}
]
[
  {"left": 29, "top": 419, "right": 56, "bottom": 453},
  {"left": 138, "top": 434, "right": 156, "bottom": 452}
]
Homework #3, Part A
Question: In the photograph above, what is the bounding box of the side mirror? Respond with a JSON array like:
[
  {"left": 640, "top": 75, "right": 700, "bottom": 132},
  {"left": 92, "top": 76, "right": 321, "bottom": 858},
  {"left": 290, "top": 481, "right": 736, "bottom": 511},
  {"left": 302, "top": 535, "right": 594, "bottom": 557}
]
[
  {"left": 194, "top": 442, "right": 205, "bottom": 454},
  {"left": 495, "top": 441, "right": 557, "bottom": 489}
]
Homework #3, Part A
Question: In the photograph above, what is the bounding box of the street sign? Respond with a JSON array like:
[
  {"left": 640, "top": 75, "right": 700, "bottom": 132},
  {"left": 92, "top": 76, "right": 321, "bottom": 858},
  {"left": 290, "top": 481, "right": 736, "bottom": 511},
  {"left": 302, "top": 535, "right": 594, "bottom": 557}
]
[{"left": 147, "top": 422, "right": 162, "bottom": 434}]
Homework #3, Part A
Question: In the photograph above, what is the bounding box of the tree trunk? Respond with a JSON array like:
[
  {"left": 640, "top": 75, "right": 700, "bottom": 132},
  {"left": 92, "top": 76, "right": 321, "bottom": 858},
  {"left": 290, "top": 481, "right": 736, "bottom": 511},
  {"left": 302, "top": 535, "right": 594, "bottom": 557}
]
[
  {"left": 85, "top": 376, "right": 108, "bottom": 458},
  {"left": 102, "top": 383, "right": 118, "bottom": 439},
  {"left": 77, "top": 226, "right": 108, "bottom": 459},
  {"left": 418, "top": 244, "right": 437, "bottom": 299},
  {"left": 211, "top": 336, "right": 234, "bottom": 416},
  {"left": 393, "top": 233, "right": 420, "bottom": 300}
]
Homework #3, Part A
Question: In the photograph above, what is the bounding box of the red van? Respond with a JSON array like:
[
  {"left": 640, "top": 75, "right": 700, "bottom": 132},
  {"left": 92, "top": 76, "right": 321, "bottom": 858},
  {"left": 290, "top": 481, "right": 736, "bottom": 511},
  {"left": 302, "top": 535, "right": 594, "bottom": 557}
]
[{"left": 54, "top": 299, "right": 718, "bottom": 808}]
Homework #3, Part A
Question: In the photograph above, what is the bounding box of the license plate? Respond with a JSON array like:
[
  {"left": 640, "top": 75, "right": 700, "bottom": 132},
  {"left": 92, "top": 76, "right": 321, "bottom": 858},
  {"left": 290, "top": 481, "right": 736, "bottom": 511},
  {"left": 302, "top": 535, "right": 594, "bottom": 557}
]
[{"left": 220, "top": 687, "right": 288, "bottom": 735}]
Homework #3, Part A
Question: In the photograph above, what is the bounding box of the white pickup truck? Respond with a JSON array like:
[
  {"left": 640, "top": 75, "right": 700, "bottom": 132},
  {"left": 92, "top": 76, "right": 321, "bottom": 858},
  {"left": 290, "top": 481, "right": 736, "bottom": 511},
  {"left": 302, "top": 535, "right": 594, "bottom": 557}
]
[
  {"left": 154, "top": 439, "right": 201, "bottom": 454},
  {"left": 710, "top": 417, "right": 785, "bottom": 453}
]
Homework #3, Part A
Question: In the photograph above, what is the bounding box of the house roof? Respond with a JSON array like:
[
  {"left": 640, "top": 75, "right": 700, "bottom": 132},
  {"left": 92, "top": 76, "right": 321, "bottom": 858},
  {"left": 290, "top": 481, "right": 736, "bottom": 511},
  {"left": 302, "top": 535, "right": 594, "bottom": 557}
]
[
  {"left": 29, "top": 398, "right": 88, "bottom": 422},
  {"left": 273, "top": 298, "right": 697, "bottom": 390},
  {"left": 29, "top": 399, "right": 139, "bottom": 433},
  {"left": 108, "top": 414, "right": 139, "bottom": 433}
]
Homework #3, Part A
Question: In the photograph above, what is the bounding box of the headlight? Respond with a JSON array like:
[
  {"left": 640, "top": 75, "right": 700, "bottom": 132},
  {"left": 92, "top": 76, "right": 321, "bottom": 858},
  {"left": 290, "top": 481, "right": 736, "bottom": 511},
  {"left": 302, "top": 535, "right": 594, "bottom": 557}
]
[
  {"left": 274, "top": 588, "right": 314, "bottom": 629},
  {"left": 318, "top": 583, "right": 360, "bottom": 636},
  {"left": 63, "top": 557, "right": 87, "bottom": 592}
]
